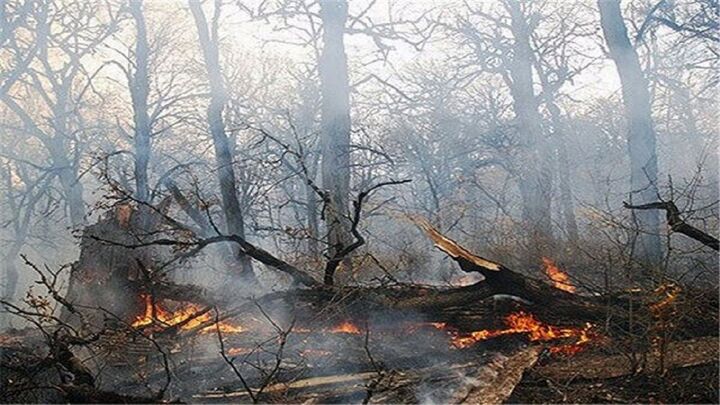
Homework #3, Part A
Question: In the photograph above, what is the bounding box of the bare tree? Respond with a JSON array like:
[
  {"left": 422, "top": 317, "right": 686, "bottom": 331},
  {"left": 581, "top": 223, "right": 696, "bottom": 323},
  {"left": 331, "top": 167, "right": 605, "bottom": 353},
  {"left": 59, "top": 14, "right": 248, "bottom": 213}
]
[
  {"left": 128, "top": 0, "right": 152, "bottom": 205},
  {"left": 450, "top": 0, "right": 556, "bottom": 262},
  {"left": 318, "top": 0, "right": 353, "bottom": 277},
  {"left": 0, "top": 1, "right": 121, "bottom": 227},
  {"left": 189, "top": 0, "right": 254, "bottom": 280},
  {"left": 598, "top": 0, "right": 663, "bottom": 269}
]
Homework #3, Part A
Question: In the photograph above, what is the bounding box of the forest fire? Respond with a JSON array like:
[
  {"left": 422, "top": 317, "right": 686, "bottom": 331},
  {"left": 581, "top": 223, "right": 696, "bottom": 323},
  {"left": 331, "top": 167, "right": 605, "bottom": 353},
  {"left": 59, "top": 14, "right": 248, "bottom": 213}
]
[
  {"left": 447, "top": 311, "right": 594, "bottom": 354},
  {"left": 542, "top": 257, "right": 576, "bottom": 293},
  {"left": 1, "top": 0, "right": 717, "bottom": 402},
  {"left": 131, "top": 294, "right": 244, "bottom": 334}
]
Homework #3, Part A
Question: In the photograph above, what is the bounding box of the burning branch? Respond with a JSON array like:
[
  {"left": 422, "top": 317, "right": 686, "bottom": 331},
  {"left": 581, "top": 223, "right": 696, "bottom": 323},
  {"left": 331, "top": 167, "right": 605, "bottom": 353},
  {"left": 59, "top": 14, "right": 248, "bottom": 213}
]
[
  {"left": 541, "top": 257, "right": 576, "bottom": 293},
  {"left": 414, "top": 219, "right": 620, "bottom": 323}
]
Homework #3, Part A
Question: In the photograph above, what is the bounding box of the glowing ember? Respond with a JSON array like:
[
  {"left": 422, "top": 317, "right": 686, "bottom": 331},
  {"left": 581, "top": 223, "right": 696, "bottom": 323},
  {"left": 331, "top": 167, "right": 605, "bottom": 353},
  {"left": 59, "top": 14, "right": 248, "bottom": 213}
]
[
  {"left": 330, "top": 320, "right": 362, "bottom": 334},
  {"left": 542, "top": 257, "right": 575, "bottom": 293},
  {"left": 650, "top": 283, "right": 680, "bottom": 313},
  {"left": 428, "top": 322, "right": 447, "bottom": 330},
  {"left": 448, "top": 311, "right": 594, "bottom": 354},
  {"left": 131, "top": 294, "right": 243, "bottom": 334}
]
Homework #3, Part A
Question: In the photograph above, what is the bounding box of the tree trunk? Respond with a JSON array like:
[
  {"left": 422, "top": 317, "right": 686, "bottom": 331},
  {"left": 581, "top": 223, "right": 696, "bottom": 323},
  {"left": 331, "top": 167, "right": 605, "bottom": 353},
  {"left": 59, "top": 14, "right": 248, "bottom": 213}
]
[
  {"left": 298, "top": 78, "right": 321, "bottom": 259},
  {"left": 305, "top": 181, "right": 320, "bottom": 258},
  {"left": 189, "top": 0, "right": 254, "bottom": 280},
  {"left": 598, "top": 0, "right": 662, "bottom": 270},
  {"left": 1, "top": 244, "right": 21, "bottom": 302},
  {"left": 47, "top": 135, "right": 85, "bottom": 228},
  {"left": 129, "top": 0, "right": 151, "bottom": 205},
  {"left": 505, "top": 1, "right": 554, "bottom": 262},
  {"left": 547, "top": 102, "right": 579, "bottom": 244},
  {"left": 319, "top": 0, "right": 352, "bottom": 285}
]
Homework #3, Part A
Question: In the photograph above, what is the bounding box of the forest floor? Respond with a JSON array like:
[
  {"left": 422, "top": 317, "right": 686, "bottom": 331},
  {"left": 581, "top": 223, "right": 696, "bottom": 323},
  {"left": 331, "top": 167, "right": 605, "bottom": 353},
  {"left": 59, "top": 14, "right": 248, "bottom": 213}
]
[
  {"left": 510, "top": 336, "right": 719, "bottom": 404},
  {"left": 510, "top": 361, "right": 719, "bottom": 404}
]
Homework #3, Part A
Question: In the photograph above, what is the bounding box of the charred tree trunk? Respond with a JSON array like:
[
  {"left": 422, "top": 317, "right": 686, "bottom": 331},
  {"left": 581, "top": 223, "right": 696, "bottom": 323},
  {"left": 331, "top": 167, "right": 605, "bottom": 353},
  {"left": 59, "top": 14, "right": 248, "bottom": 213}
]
[
  {"left": 598, "top": 0, "right": 663, "bottom": 270},
  {"left": 189, "top": 0, "right": 254, "bottom": 281},
  {"left": 62, "top": 206, "right": 159, "bottom": 325},
  {"left": 129, "top": 0, "right": 151, "bottom": 205},
  {"left": 319, "top": 0, "right": 352, "bottom": 285},
  {"left": 505, "top": 1, "right": 554, "bottom": 262}
]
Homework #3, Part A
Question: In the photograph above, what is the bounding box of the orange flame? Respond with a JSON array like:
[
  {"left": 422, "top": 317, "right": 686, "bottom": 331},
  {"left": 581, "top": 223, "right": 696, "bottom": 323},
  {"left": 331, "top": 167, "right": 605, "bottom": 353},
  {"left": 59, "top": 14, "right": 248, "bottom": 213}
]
[
  {"left": 449, "top": 311, "right": 594, "bottom": 354},
  {"left": 542, "top": 257, "right": 575, "bottom": 293},
  {"left": 330, "top": 320, "right": 362, "bottom": 334},
  {"left": 132, "top": 294, "right": 244, "bottom": 334}
]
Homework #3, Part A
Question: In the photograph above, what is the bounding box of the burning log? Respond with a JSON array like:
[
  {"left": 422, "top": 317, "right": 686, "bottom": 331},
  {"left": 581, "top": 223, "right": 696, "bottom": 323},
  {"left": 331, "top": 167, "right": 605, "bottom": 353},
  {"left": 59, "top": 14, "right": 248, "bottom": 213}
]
[
  {"left": 443, "top": 311, "right": 594, "bottom": 353},
  {"left": 414, "top": 218, "right": 612, "bottom": 323},
  {"left": 542, "top": 257, "right": 575, "bottom": 293},
  {"left": 130, "top": 293, "right": 244, "bottom": 335}
]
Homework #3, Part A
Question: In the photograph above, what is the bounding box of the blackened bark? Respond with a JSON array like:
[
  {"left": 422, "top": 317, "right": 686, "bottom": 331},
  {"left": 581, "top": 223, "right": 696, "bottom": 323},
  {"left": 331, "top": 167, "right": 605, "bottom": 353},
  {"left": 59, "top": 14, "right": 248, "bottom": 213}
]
[{"left": 598, "top": 0, "right": 663, "bottom": 268}]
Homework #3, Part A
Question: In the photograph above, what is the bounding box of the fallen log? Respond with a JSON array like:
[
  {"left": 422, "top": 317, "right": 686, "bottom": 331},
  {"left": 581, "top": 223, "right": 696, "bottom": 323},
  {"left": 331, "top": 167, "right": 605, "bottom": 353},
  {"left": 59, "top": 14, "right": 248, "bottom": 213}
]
[
  {"left": 454, "top": 346, "right": 542, "bottom": 404},
  {"left": 414, "top": 219, "right": 618, "bottom": 324},
  {"left": 195, "top": 354, "right": 537, "bottom": 404}
]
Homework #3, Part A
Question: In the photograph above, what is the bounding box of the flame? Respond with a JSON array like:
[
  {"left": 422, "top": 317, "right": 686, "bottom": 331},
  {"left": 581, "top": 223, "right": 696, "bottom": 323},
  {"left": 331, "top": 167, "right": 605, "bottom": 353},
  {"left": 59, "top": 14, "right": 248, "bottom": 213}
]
[
  {"left": 650, "top": 283, "right": 680, "bottom": 313},
  {"left": 428, "top": 322, "right": 447, "bottom": 330},
  {"left": 330, "top": 320, "right": 362, "bottom": 334},
  {"left": 448, "top": 311, "right": 594, "bottom": 354},
  {"left": 542, "top": 257, "right": 575, "bottom": 293},
  {"left": 131, "top": 294, "right": 244, "bottom": 334}
]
